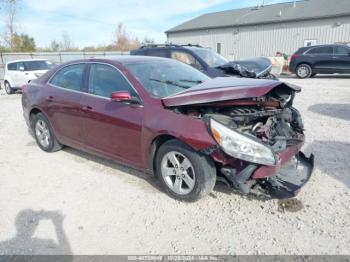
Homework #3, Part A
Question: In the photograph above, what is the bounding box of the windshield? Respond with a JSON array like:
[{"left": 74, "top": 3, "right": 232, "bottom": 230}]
[
  {"left": 125, "top": 60, "right": 210, "bottom": 98},
  {"left": 24, "top": 60, "right": 55, "bottom": 71},
  {"left": 185, "top": 47, "right": 228, "bottom": 67}
]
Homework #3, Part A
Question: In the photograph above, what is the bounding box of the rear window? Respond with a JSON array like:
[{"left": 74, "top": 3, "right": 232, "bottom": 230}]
[
  {"left": 7, "top": 63, "right": 17, "bottom": 71},
  {"left": 146, "top": 49, "right": 169, "bottom": 58},
  {"left": 24, "top": 61, "right": 55, "bottom": 71}
]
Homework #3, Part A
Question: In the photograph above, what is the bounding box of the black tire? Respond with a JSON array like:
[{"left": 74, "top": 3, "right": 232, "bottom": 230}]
[
  {"left": 4, "top": 81, "right": 14, "bottom": 95},
  {"left": 296, "top": 64, "right": 313, "bottom": 79},
  {"left": 311, "top": 73, "right": 317, "bottom": 78},
  {"left": 32, "top": 113, "right": 62, "bottom": 152},
  {"left": 155, "top": 139, "right": 216, "bottom": 202}
]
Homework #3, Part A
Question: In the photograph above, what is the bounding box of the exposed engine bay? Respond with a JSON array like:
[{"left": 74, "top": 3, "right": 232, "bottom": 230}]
[
  {"left": 173, "top": 85, "right": 304, "bottom": 153},
  {"left": 169, "top": 84, "right": 314, "bottom": 199}
]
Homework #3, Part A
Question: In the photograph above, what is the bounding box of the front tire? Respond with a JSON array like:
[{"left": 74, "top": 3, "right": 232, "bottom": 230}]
[
  {"left": 155, "top": 140, "right": 216, "bottom": 202},
  {"left": 32, "top": 113, "right": 62, "bottom": 152},
  {"left": 296, "top": 64, "right": 312, "bottom": 79},
  {"left": 4, "top": 82, "right": 14, "bottom": 95}
]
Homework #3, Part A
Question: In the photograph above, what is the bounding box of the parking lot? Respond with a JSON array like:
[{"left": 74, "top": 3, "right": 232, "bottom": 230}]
[{"left": 0, "top": 76, "right": 350, "bottom": 255}]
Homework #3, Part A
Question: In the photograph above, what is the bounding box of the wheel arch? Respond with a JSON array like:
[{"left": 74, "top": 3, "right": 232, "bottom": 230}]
[
  {"left": 149, "top": 134, "right": 177, "bottom": 173},
  {"left": 29, "top": 107, "right": 48, "bottom": 129}
]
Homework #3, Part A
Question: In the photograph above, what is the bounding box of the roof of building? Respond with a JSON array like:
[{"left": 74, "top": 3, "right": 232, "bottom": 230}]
[{"left": 166, "top": 0, "right": 350, "bottom": 33}]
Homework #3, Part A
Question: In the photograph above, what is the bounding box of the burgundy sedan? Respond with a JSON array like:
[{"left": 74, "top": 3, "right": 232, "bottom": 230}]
[{"left": 22, "top": 57, "right": 314, "bottom": 202}]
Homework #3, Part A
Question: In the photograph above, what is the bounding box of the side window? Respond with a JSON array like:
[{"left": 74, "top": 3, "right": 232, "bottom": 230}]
[
  {"left": 50, "top": 64, "right": 85, "bottom": 91},
  {"left": 334, "top": 46, "right": 350, "bottom": 55},
  {"left": 171, "top": 51, "right": 203, "bottom": 70},
  {"left": 88, "top": 64, "right": 137, "bottom": 98},
  {"left": 8, "top": 63, "right": 17, "bottom": 71},
  {"left": 308, "top": 46, "right": 333, "bottom": 54},
  {"left": 147, "top": 49, "right": 169, "bottom": 58},
  {"left": 17, "top": 62, "right": 25, "bottom": 71}
]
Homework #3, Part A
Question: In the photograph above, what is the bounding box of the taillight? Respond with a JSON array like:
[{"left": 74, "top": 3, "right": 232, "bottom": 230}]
[{"left": 290, "top": 54, "right": 299, "bottom": 62}]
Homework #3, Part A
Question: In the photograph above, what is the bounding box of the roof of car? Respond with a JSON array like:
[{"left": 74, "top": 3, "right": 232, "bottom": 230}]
[
  {"left": 301, "top": 44, "right": 350, "bottom": 49},
  {"left": 5, "top": 59, "right": 51, "bottom": 64}
]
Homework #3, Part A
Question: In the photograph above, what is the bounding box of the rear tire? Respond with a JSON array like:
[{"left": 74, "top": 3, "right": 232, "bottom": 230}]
[
  {"left": 155, "top": 139, "right": 216, "bottom": 202},
  {"left": 296, "top": 64, "right": 312, "bottom": 79},
  {"left": 32, "top": 113, "right": 62, "bottom": 152},
  {"left": 5, "top": 81, "right": 14, "bottom": 95}
]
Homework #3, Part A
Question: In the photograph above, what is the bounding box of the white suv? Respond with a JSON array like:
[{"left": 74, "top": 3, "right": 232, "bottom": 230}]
[{"left": 4, "top": 59, "right": 55, "bottom": 94}]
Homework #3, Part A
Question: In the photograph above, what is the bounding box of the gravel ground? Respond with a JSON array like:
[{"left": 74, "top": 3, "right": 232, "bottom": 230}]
[{"left": 0, "top": 76, "right": 349, "bottom": 255}]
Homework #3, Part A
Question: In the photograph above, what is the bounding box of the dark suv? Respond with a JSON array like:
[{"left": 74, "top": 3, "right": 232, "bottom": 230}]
[
  {"left": 289, "top": 44, "right": 350, "bottom": 78},
  {"left": 131, "top": 44, "right": 276, "bottom": 79}
]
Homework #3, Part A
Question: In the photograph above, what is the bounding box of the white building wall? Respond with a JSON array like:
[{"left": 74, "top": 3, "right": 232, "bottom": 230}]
[{"left": 167, "top": 16, "right": 350, "bottom": 60}]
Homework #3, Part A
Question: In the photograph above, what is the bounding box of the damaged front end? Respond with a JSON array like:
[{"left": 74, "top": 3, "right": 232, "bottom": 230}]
[
  {"left": 217, "top": 57, "right": 277, "bottom": 80},
  {"left": 166, "top": 81, "right": 314, "bottom": 199}
]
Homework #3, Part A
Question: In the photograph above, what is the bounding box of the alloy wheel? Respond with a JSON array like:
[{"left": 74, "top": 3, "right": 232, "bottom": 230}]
[
  {"left": 161, "top": 151, "right": 196, "bottom": 195},
  {"left": 35, "top": 120, "right": 51, "bottom": 148},
  {"left": 297, "top": 65, "right": 310, "bottom": 78}
]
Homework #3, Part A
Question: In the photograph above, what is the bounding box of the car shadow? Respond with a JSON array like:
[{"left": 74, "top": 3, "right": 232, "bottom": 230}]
[
  {"left": 308, "top": 103, "right": 350, "bottom": 121},
  {"left": 213, "top": 181, "right": 272, "bottom": 202},
  {"left": 63, "top": 147, "right": 282, "bottom": 202},
  {"left": 62, "top": 147, "right": 164, "bottom": 194},
  {"left": 306, "top": 140, "right": 350, "bottom": 189},
  {"left": 0, "top": 209, "right": 72, "bottom": 256}
]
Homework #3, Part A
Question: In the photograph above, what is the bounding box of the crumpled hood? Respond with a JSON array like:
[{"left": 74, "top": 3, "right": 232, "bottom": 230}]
[
  {"left": 162, "top": 77, "right": 301, "bottom": 107},
  {"left": 217, "top": 57, "right": 273, "bottom": 78}
]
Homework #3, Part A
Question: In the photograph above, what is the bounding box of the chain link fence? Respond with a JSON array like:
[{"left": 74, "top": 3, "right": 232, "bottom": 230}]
[{"left": 0, "top": 51, "right": 129, "bottom": 82}]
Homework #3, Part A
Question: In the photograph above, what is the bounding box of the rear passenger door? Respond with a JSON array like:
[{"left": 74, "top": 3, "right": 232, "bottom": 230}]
[
  {"left": 306, "top": 46, "right": 334, "bottom": 72},
  {"left": 46, "top": 63, "right": 87, "bottom": 146}
]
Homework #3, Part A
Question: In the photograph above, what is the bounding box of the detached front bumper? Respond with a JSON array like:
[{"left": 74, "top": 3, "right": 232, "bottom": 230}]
[
  {"left": 214, "top": 143, "right": 314, "bottom": 199},
  {"left": 262, "top": 152, "right": 314, "bottom": 199}
]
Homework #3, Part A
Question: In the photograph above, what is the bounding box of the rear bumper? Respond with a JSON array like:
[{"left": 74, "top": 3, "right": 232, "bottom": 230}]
[{"left": 289, "top": 62, "right": 297, "bottom": 73}]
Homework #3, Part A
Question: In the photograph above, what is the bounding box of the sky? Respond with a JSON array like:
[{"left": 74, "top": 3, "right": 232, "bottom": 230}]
[{"left": 10, "top": 0, "right": 293, "bottom": 48}]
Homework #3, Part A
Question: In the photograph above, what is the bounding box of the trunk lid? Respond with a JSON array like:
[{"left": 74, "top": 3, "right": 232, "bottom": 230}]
[{"left": 162, "top": 77, "right": 301, "bottom": 107}]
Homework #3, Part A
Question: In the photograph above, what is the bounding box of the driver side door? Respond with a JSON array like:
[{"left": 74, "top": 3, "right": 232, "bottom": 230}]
[{"left": 80, "top": 63, "right": 144, "bottom": 166}]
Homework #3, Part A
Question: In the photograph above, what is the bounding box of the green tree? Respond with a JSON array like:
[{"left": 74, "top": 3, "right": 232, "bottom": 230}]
[{"left": 12, "top": 33, "right": 36, "bottom": 52}]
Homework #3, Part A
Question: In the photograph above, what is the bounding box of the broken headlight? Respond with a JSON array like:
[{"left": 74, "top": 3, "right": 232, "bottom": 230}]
[{"left": 210, "top": 119, "right": 277, "bottom": 166}]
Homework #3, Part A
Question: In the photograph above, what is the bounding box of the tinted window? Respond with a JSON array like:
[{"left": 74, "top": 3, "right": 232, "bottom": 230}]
[
  {"left": 24, "top": 60, "right": 55, "bottom": 71},
  {"left": 8, "top": 63, "right": 17, "bottom": 71},
  {"left": 147, "top": 49, "right": 169, "bottom": 58},
  {"left": 88, "top": 64, "right": 137, "bottom": 98},
  {"left": 334, "top": 46, "right": 350, "bottom": 55},
  {"left": 50, "top": 64, "right": 85, "bottom": 91},
  {"left": 308, "top": 46, "right": 333, "bottom": 54},
  {"left": 125, "top": 60, "right": 209, "bottom": 98},
  {"left": 171, "top": 51, "right": 203, "bottom": 70}
]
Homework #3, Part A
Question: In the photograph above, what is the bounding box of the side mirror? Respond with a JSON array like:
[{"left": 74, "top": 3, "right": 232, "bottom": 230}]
[
  {"left": 19, "top": 66, "right": 25, "bottom": 71},
  {"left": 110, "top": 91, "right": 140, "bottom": 104}
]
